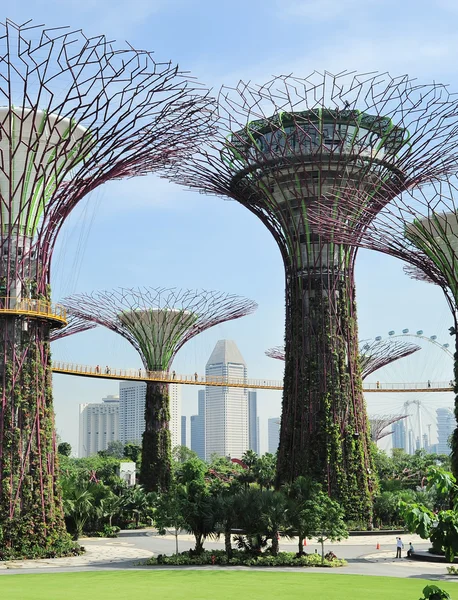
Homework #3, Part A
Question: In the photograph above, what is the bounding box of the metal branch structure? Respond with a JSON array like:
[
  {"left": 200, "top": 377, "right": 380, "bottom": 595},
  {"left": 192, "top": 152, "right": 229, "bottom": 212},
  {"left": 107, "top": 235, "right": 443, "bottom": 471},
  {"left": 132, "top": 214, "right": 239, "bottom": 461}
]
[
  {"left": 266, "top": 338, "right": 420, "bottom": 380},
  {"left": 168, "top": 71, "right": 458, "bottom": 523},
  {"left": 63, "top": 287, "right": 257, "bottom": 491},
  {"left": 50, "top": 315, "right": 96, "bottom": 342},
  {"left": 0, "top": 18, "right": 213, "bottom": 554},
  {"left": 309, "top": 176, "right": 458, "bottom": 475},
  {"left": 369, "top": 414, "right": 406, "bottom": 443}
]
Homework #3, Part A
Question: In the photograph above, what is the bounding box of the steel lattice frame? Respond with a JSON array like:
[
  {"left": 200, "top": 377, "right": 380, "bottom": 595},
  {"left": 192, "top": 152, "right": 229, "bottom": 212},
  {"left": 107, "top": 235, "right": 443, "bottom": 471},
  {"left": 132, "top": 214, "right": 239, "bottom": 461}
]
[
  {"left": 0, "top": 19, "right": 212, "bottom": 554},
  {"left": 168, "top": 71, "right": 458, "bottom": 524},
  {"left": 49, "top": 315, "right": 96, "bottom": 342},
  {"left": 369, "top": 415, "right": 407, "bottom": 443},
  {"left": 266, "top": 338, "right": 420, "bottom": 380},
  {"left": 63, "top": 287, "right": 257, "bottom": 492},
  {"left": 308, "top": 175, "right": 458, "bottom": 475}
]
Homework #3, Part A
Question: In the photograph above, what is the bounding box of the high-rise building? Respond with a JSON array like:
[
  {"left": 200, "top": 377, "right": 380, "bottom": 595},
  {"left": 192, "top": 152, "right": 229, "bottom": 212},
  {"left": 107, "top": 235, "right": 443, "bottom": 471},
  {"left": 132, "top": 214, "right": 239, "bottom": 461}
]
[
  {"left": 268, "top": 417, "right": 280, "bottom": 455},
  {"left": 437, "top": 407, "right": 455, "bottom": 454},
  {"left": 248, "top": 391, "right": 259, "bottom": 454},
  {"left": 205, "top": 340, "right": 248, "bottom": 460},
  {"left": 392, "top": 419, "right": 406, "bottom": 451},
  {"left": 119, "top": 381, "right": 181, "bottom": 449},
  {"left": 191, "top": 390, "right": 206, "bottom": 460},
  {"left": 79, "top": 395, "right": 119, "bottom": 457},
  {"left": 181, "top": 416, "right": 187, "bottom": 447}
]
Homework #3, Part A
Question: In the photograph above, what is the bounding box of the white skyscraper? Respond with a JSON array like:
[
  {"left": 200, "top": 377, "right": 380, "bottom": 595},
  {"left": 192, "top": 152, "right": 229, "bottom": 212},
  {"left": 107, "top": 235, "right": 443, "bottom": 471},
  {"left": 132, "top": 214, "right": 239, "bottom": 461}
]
[
  {"left": 119, "top": 381, "right": 181, "bottom": 449},
  {"left": 437, "top": 407, "right": 455, "bottom": 454},
  {"left": 205, "top": 340, "right": 248, "bottom": 460},
  {"left": 79, "top": 395, "right": 119, "bottom": 457},
  {"left": 268, "top": 417, "right": 280, "bottom": 455}
]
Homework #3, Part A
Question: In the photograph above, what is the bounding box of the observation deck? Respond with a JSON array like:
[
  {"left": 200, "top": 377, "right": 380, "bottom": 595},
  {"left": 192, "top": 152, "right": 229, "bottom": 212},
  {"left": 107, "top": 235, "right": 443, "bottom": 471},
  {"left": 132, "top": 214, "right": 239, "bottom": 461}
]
[
  {"left": 0, "top": 298, "right": 67, "bottom": 327},
  {"left": 51, "top": 361, "right": 454, "bottom": 393}
]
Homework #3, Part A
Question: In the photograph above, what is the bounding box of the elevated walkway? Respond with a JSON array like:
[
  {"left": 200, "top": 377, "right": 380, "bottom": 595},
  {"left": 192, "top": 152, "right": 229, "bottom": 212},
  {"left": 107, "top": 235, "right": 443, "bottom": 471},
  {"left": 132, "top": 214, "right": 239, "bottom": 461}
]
[
  {"left": 0, "top": 297, "right": 67, "bottom": 327},
  {"left": 51, "top": 361, "right": 455, "bottom": 392}
]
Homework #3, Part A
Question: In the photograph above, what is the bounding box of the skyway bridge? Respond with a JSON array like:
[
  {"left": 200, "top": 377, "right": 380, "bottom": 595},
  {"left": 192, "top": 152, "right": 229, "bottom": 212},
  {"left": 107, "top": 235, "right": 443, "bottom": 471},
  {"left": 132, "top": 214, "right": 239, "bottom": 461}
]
[{"left": 52, "top": 362, "right": 454, "bottom": 393}]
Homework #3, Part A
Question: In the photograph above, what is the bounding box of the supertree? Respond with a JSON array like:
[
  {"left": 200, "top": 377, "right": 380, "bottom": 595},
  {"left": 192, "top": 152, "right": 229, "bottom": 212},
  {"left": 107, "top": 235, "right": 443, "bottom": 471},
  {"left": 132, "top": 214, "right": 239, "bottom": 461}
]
[
  {"left": 369, "top": 415, "right": 406, "bottom": 443},
  {"left": 50, "top": 315, "right": 96, "bottom": 342},
  {"left": 308, "top": 175, "right": 458, "bottom": 475},
  {"left": 266, "top": 338, "right": 420, "bottom": 380},
  {"left": 168, "top": 71, "right": 458, "bottom": 523},
  {"left": 0, "top": 19, "right": 212, "bottom": 554},
  {"left": 62, "top": 287, "right": 257, "bottom": 492}
]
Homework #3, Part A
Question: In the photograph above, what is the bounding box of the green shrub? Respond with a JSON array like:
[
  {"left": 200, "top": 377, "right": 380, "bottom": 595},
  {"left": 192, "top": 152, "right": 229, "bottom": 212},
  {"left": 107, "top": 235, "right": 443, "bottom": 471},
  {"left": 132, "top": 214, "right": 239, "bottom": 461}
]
[{"left": 146, "top": 549, "right": 346, "bottom": 568}]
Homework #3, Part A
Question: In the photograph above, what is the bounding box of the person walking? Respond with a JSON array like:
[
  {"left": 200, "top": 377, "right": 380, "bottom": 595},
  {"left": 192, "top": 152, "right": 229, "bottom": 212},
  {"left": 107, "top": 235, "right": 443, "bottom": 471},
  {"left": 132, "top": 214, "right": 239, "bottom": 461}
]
[{"left": 396, "top": 537, "right": 404, "bottom": 558}]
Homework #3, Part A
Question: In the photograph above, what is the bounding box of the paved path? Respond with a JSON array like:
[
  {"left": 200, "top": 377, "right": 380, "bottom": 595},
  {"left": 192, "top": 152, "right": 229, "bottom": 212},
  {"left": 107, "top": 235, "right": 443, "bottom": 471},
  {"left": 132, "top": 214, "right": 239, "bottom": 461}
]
[{"left": 0, "top": 530, "right": 457, "bottom": 583}]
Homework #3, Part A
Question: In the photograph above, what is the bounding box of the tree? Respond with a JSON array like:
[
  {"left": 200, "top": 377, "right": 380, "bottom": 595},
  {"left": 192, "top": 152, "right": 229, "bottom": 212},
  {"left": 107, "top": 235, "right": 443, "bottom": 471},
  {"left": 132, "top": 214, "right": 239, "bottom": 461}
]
[
  {"left": 61, "top": 476, "right": 98, "bottom": 540},
  {"left": 104, "top": 441, "right": 125, "bottom": 459},
  {"left": 213, "top": 481, "right": 242, "bottom": 558},
  {"left": 123, "top": 442, "right": 142, "bottom": 463},
  {"left": 300, "top": 492, "right": 348, "bottom": 564},
  {"left": 58, "top": 442, "right": 72, "bottom": 457},
  {"left": 154, "top": 482, "right": 187, "bottom": 555},
  {"left": 121, "top": 486, "right": 153, "bottom": 528},
  {"left": 284, "top": 476, "right": 321, "bottom": 554},
  {"left": 172, "top": 446, "right": 198, "bottom": 464}
]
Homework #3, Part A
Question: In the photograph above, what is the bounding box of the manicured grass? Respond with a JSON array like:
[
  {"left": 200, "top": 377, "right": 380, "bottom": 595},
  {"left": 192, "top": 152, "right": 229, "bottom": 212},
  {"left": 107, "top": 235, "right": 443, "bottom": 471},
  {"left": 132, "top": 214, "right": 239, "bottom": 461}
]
[{"left": 0, "top": 571, "right": 457, "bottom": 600}]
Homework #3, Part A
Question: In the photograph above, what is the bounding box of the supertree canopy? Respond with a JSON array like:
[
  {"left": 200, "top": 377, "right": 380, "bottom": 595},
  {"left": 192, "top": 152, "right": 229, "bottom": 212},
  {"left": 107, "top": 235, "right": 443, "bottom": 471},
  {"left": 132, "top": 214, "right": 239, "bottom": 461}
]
[
  {"left": 169, "top": 71, "right": 458, "bottom": 523},
  {"left": 266, "top": 338, "right": 420, "bottom": 380},
  {"left": 308, "top": 175, "right": 458, "bottom": 476},
  {"left": 369, "top": 415, "right": 406, "bottom": 443},
  {"left": 0, "top": 18, "right": 212, "bottom": 555},
  {"left": 49, "top": 315, "right": 97, "bottom": 342},
  {"left": 63, "top": 287, "right": 257, "bottom": 492}
]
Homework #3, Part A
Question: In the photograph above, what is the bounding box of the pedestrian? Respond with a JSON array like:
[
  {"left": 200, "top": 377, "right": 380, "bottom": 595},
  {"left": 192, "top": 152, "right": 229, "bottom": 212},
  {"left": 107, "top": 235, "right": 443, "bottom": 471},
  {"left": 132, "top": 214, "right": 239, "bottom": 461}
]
[
  {"left": 96, "top": 364, "right": 100, "bottom": 374},
  {"left": 172, "top": 370, "right": 176, "bottom": 380},
  {"left": 376, "top": 381, "right": 380, "bottom": 389},
  {"left": 427, "top": 379, "right": 431, "bottom": 388},
  {"left": 194, "top": 372, "right": 198, "bottom": 382},
  {"left": 105, "top": 365, "right": 110, "bottom": 374},
  {"left": 396, "top": 537, "right": 404, "bottom": 558},
  {"left": 138, "top": 368, "right": 142, "bottom": 377},
  {"left": 407, "top": 542, "right": 414, "bottom": 558}
]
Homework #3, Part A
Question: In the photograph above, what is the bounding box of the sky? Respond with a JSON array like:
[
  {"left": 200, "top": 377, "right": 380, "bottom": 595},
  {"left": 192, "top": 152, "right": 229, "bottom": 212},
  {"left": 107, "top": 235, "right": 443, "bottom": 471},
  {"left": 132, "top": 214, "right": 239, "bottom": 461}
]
[{"left": 5, "top": 0, "right": 458, "bottom": 454}]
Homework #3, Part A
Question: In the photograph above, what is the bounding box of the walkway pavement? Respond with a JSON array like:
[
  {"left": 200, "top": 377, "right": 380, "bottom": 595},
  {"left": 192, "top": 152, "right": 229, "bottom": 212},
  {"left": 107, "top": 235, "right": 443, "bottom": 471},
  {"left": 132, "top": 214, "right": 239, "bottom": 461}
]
[{"left": 0, "top": 530, "right": 456, "bottom": 583}]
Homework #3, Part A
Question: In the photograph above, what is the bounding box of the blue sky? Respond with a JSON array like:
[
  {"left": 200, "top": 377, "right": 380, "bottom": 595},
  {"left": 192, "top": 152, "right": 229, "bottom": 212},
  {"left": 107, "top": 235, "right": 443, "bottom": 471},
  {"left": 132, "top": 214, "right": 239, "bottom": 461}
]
[{"left": 6, "top": 1, "right": 457, "bottom": 453}]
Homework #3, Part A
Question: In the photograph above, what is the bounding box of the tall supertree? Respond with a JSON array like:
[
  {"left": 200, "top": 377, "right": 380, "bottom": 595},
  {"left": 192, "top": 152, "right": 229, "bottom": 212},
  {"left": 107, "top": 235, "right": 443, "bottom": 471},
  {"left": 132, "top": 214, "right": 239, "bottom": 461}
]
[
  {"left": 169, "top": 71, "right": 458, "bottom": 523},
  {"left": 62, "top": 287, "right": 257, "bottom": 492},
  {"left": 308, "top": 175, "right": 458, "bottom": 476},
  {"left": 0, "top": 19, "right": 212, "bottom": 554},
  {"left": 266, "top": 338, "right": 420, "bottom": 380}
]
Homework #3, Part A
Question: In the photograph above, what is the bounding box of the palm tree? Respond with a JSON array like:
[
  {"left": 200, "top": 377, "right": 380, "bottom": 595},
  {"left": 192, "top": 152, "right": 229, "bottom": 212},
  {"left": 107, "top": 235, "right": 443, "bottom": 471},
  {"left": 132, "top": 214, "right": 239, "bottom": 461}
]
[
  {"left": 121, "top": 485, "right": 152, "bottom": 527},
  {"left": 61, "top": 476, "right": 97, "bottom": 540},
  {"left": 213, "top": 482, "right": 241, "bottom": 558},
  {"left": 284, "top": 476, "right": 321, "bottom": 554}
]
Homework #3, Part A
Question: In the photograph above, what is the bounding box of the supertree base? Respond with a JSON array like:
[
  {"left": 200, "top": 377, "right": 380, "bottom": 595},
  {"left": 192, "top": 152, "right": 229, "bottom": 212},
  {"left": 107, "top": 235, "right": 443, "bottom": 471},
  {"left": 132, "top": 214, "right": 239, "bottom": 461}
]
[
  {"left": 276, "top": 271, "right": 374, "bottom": 525},
  {"left": 0, "top": 317, "right": 74, "bottom": 558},
  {"left": 139, "top": 381, "right": 172, "bottom": 493}
]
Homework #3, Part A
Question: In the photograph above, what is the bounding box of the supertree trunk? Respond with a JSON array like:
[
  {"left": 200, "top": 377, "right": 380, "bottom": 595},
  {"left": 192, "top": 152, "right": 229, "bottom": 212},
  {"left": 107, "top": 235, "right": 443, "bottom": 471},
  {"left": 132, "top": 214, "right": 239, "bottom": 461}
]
[
  {"left": 140, "top": 380, "right": 172, "bottom": 492},
  {"left": 0, "top": 310, "right": 68, "bottom": 553},
  {"left": 277, "top": 257, "right": 374, "bottom": 524},
  {"left": 450, "top": 314, "right": 458, "bottom": 478}
]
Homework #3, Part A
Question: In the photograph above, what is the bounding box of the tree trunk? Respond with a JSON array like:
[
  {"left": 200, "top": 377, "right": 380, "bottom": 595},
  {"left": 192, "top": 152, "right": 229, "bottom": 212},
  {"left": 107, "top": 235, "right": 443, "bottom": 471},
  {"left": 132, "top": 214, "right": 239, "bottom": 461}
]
[
  {"left": 321, "top": 538, "right": 325, "bottom": 564},
  {"left": 276, "top": 257, "right": 374, "bottom": 526},
  {"left": 271, "top": 532, "right": 279, "bottom": 556},
  {"left": 175, "top": 529, "right": 179, "bottom": 555},
  {"left": 0, "top": 312, "right": 68, "bottom": 554},
  {"left": 224, "top": 526, "right": 232, "bottom": 558},
  {"left": 194, "top": 533, "right": 204, "bottom": 554},
  {"left": 298, "top": 537, "right": 303, "bottom": 555},
  {"left": 139, "top": 380, "right": 171, "bottom": 493}
]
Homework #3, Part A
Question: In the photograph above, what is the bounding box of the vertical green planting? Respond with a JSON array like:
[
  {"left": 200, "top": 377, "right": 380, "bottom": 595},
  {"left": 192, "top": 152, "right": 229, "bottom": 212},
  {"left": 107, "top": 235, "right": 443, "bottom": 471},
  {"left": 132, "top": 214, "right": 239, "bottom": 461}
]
[{"left": 139, "top": 380, "right": 172, "bottom": 493}]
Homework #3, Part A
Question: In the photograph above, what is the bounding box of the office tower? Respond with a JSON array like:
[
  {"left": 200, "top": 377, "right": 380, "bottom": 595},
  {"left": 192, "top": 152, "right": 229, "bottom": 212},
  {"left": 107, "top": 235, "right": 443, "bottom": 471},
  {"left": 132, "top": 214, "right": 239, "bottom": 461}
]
[
  {"left": 191, "top": 390, "right": 206, "bottom": 460},
  {"left": 205, "top": 340, "right": 248, "bottom": 460},
  {"left": 392, "top": 419, "right": 406, "bottom": 451},
  {"left": 181, "top": 416, "right": 187, "bottom": 447},
  {"left": 248, "top": 391, "right": 259, "bottom": 454},
  {"left": 268, "top": 418, "right": 280, "bottom": 455},
  {"left": 119, "top": 381, "right": 181, "bottom": 449},
  {"left": 437, "top": 407, "right": 455, "bottom": 454},
  {"left": 79, "top": 395, "right": 120, "bottom": 457}
]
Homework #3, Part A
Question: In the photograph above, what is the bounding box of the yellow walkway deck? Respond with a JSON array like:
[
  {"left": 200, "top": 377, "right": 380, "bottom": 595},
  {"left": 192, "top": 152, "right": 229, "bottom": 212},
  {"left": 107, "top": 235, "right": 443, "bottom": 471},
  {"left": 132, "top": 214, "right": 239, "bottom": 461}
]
[{"left": 51, "top": 362, "right": 454, "bottom": 392}]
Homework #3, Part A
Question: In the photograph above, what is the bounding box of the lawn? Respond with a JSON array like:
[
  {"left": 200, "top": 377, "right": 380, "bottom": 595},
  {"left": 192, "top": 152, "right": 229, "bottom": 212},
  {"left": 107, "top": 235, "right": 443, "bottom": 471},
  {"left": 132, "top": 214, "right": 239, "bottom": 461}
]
[{"left": 0, "top": 571, "right": 457, "bottom": 600}]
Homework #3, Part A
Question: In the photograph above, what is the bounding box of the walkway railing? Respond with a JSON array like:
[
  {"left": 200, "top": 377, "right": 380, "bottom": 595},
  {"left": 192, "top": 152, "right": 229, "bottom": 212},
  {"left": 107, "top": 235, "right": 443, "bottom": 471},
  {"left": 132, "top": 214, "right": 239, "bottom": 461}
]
[
  {"left": 51, "top": 361, "right": 455, "bottom": 392},
  {"left": 0, "top": 297, "right": 67, "bottom": 325}
]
